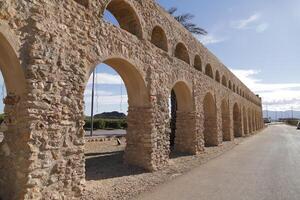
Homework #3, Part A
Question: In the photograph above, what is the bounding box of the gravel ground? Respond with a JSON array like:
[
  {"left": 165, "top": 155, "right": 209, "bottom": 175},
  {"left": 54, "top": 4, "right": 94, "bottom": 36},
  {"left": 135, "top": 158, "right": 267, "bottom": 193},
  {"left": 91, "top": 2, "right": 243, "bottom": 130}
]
[{"left": 84, "top": 136, "right": 250, "bottom": 200}]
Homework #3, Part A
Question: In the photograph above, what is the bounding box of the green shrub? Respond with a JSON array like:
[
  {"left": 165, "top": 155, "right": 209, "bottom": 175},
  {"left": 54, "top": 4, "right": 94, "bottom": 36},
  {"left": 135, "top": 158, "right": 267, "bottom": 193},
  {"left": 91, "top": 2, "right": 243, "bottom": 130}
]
[
  {"left": 84, "top": 118, "right": 127, "bottom": 130},
  {"left": 84, "top": 119, "right": 91, "bottom": 129},
  {"left": 105, "top": 120, "right": 122, "bottom": 129},
  {"left": 94, "top": 119, "right": 105, "bottom": 129},
  {"left": 120, "top": 120, "right": 127, "bottom": 129}
]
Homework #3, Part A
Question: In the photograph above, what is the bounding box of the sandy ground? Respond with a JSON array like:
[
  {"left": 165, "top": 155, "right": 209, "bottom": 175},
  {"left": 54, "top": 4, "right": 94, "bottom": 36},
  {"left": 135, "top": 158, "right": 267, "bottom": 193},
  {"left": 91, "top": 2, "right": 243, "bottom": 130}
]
[{"left": 84, "top": 136, "right": 251, "bottom": 200}]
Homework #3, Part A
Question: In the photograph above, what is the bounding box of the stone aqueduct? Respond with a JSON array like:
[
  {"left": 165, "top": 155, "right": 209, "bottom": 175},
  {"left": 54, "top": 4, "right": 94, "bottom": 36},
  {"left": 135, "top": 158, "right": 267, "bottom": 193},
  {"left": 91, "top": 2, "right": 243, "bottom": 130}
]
[{"left": 0, "top": 0, "right": 264, "bottom": 199}]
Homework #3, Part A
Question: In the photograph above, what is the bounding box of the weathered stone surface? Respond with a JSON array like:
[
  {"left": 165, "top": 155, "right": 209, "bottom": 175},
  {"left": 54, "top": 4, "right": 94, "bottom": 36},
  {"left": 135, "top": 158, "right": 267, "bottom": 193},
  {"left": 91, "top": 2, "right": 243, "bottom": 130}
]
[{"left": 0, "top": 0, "right": 264, "bottom": 199}]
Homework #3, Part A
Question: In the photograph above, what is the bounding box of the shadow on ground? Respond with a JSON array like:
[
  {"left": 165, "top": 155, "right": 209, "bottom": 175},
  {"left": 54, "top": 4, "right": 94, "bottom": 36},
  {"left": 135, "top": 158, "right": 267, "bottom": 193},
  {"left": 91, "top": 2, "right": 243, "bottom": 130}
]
[
  {"left": 169, "top": 151, "right": 192, "bottom": 159},
  {"left": 85, "top": 150, "right": 146, "bottom": 180}
]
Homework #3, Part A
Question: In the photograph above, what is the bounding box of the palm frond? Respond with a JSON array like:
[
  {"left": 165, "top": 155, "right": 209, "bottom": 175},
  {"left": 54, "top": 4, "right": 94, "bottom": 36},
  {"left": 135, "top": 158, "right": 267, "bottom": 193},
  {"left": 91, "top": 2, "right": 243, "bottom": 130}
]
[
  {"left": 168, "top": 7, "right": 177, "bottom": 15},
  {"left": 167, "top": 7, "right": 207, "bottom": 36},
  {"left": 175, "top": 13, "right": 194, "bottom": 24},
  {"left": 183, "top": 23, "right": 208, "bottom": 35}
]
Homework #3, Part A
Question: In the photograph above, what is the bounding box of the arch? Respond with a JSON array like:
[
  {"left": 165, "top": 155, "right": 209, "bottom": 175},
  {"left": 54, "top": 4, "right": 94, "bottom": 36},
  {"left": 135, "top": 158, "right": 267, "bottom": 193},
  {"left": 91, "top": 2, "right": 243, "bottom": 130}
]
[
  {"left": 243, "top": 106, "right": 248, "bottom": 135},
  {"left": 151, "top": 26, "right": 168, "bottom": 52},
  {"left": 174, "top": 43, "right": 190, "bottom": 64},
  {"left": 233, "top": 84, "right": 236, "bottom": 92},
  {"left": 203, "top": 92, "right": 218, "bottom": 146},
  {"left": 171, "top": 81, "right": 193, "bottom": 112},
  {"left": 0, "top": 32, "right": 26, "bottom": 95},
  {"left": 215, "top": 70, "right": 220, "bottom": 83},
  {"left": 252, "top": 110, "right": 255, "bottom": 132},
  {"left": 105, "top": 0, "right": 143, "bottom": 38},
  {"left": 236, "top": 86, "right": 239, "bottom": 94},
  {"left": 248, "top": 108, "right": 252, "bottom": 133},
  {"left": 0, "top": 30, "right": 27, "bottom": 199},
  {"left": 84, "top": 57, "right": 152, "bottom": 171},
  {"left": 254, "top": 111, "right": 258, "bottom": 130},
  {"left": 256, "top": 112, "right": 259, "bottom": 129},
  {"left": 194, "top": 55, "right": 202, "bottom": 71},
  {"left": 222, "top": 75, "right": 227, "bottom": 87},
  {"left": 228, "top": 80, "right": 232, "bottom": 89},
  {"left": 170, "top": 81, "right": 195, "bottom": 154},
  {"left": 205, "top": 64, "right": 214, "bottom": 79},
  {"left": 89, "top": 58, "right": 150, "bottom": 107},
  {"left": 233, "top": 103, "right": 242, "bottom": 137},
  {"left": 221, "top": 99, "right": 231, "bottom": 141}
]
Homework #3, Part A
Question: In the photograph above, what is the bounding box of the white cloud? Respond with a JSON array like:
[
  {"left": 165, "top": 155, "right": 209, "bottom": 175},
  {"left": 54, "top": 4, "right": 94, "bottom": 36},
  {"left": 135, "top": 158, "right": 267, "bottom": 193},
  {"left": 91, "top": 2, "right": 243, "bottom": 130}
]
[
  {"left": 232, "top": 13, "right": 269, "bottom": 33},
  {"left": 198, "top": 34, "right": 226, "bottom": 45},
  {"left": 231, "top": 69, "right": 300, "bottom": 111},
  {"left": 84, "top": 89, "right": 113, "bottom": 96},
  {"left": 87, "top": 73, "right": 123, "bottom": 85},
  {"left": 233, "top": 13, "right": 261, "bottom": 29},
  {"left": 84, "top": 95, "right": 129, "bottom": 114},
  {"left": 85, "top": 95, "right": 128, "bottom": 105}
]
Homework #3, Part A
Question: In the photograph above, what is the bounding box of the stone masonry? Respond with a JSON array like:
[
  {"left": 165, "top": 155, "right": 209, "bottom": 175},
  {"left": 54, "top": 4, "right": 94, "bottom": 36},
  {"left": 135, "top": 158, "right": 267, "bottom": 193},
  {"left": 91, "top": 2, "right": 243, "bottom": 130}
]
[{"left": 0, "top": 0, "right": 264, "bottom": 199}]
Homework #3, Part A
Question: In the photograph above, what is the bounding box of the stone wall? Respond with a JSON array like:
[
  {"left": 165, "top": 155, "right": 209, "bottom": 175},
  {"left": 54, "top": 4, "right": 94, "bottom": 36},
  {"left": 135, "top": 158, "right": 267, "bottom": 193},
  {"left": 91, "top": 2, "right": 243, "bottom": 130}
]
[{"left": 0, "top": 0, "right": 264, "bottom": 199}]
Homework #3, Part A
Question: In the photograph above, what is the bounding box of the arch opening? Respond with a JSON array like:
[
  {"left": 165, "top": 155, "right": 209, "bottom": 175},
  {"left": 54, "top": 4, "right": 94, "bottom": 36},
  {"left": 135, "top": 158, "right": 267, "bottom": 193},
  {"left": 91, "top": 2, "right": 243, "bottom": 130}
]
[
  {"left": 222, "top": 75, "right": 227, "bottom": 87},
  {"left": 205, "top": 64, "right": 214, "bottom": 79},
  {"left": 0, "top": 72, "right": 5, "bottom": 144},
  {"left": 248, "top": 108, "right": 252, "bottom": 133},
  {"left": 151, "top": 26, "right": 168, "bottom": 52},
  {"left": 243, "top": 107, "right": 248, "bottom": 135},
  {"left": 253, "top": 111, "right": 257, "bottom": 131},
  {"left": 105, "top": 0, "right": 143, "bottom": 38},
  {"left": 174, "top": 43, "right": 190, "bottom": 64},
  {"left": 203, "top": 93, "right": 218, "bottom": 146},
  {"left": 194, "top": 55, "right": 202, "bottom": 71},
  {"left": 233, "top": 103, "right": 242, "bottom": 137},
  {"left": 215, "top": 70, "right": 220, "bottom": 83},
  {"left": 252, "top": 110, "right": 256, "bottom": 132},
  {"left": 169, "top": 81, "right": 194, "bottom": 154},
  {"left": 84, "top": 58, "right": 152, "bottom": 182},
  {"left": 221, "top": 99, "right": 231, "bottom": 141},
  {"left": 228, "top": 81, "right": 232, "bottom": 89}
]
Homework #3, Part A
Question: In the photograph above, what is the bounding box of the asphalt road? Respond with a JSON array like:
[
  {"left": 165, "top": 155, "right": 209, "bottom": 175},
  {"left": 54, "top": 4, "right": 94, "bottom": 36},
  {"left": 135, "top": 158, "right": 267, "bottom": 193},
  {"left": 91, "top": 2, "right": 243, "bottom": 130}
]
[
  {"left": 138, "top": 124, "right": 300, "bottom": 200},
  {"left": 85, "top": 129, "right": 126, "bottom": 137}
]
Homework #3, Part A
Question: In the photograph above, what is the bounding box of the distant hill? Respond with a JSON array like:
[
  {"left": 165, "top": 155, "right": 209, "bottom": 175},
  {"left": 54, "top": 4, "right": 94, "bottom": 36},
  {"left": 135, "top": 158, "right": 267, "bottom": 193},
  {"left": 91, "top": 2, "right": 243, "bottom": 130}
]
[
  {"left": 263, "top": 110, "right": 300, "bottom": 120},
  {"left": 94, "top": 111, "right": 126, "bottom": 119}
]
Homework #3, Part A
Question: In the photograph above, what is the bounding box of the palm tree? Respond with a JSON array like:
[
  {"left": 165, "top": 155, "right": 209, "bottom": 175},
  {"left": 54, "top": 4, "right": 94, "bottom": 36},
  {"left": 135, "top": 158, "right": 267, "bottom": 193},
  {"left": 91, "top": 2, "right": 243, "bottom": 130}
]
[{"left": 168, "top": 7, "right": 207, "bottom": 35}]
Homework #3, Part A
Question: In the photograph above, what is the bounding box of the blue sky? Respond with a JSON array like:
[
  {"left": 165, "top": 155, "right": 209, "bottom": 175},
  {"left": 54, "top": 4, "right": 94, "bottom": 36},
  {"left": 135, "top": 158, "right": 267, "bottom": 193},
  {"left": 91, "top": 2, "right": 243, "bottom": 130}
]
[
  {"left": 1, "top": 0, "right": 300, "bottom": 114},
  {"left": 158, "top": 0, "right": 300, "bottom": 82}
]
